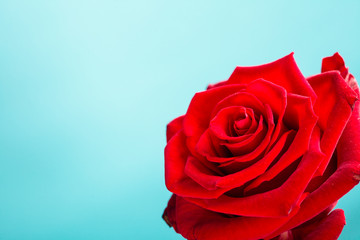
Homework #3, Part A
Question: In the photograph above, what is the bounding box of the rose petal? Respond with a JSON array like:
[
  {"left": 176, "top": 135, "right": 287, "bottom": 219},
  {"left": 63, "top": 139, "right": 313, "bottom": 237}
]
[
  {"left": 307, "top": 71, "right": 357, "bottom": 175},
  {"left": 186, "top": 126, "right": 324, "bottom": 217},
  {"left": 246, "top": 79, "right": 287, "bottom": 120},
  {"left": 209, "top": 106, "right": 257, "bottom": 142},
  {"left": 210, "top": 91, "right": 267, "bottom": 120},
  {"left": 266, "top": 161, "right": 360, "bottom": 238},
  {"left": 333, "top": 54, "right": 360, "bottom": 169},
  {"left": 171, "top": 196, "right": 297, "bottom": 240},
  {"left": 268, "top": 202, "right": 338, "bottom": 240},
  {"left": 183, "top": 84, "right": 246, "bottom": 156},
  {"left": 215, "top": 130, "right": 295, "bottom": 188},
  {"left": 207, "top": 80, "right": 227, "bottom": 90},
  {"left": 162, "top": 194, "right": 177, "bottom": 229},
  {"left": 221, "top": 117, "right": 267, "bottom": 156},
  {"left": 184, "top": 155, "right": 222, "bottom": 190},
  {"left": 245, "top": 79, "right": 288, "bottom": 150},
  {"left": 321, "top": 52, "right": 349, "bottom": 79},
  {"left": 196, "top": 129, "right": 232, "bottom": 162},
  {"left": 321, "top": 52, "right": 359, "bottom": 96},
  {"left": 220, "top": 104, "right": 274, "bottom": 160},
  {"left": 291, "top": 209, "right": 345, "bottom": 240},
  {"left": 233, "top": 112, "right": 252, "bottom": 135},
  {"left": 196, "top": 91, "right": 271, "bottom": 163},
  {"left": 244, "top": 94, "right": 318, "bottom": 192},
  {"left": 337, "top": 100, "right": 360, "bottom": 167},
  {"left": 305, "top": 153, "right": 337, "bottom": 193},
  {"left": 307, "top": 71, "right": 356, "bottom": 130},
  {"left": 208, "top": 113, "right": 262, "bottom": 157},
  {"left": 166, "top": 115, "right": 184, "bottom": 142},
  {"left": 183, "top": 130, "right": 295, "bottom": 191},
  {"left": 345, "top": 73, "right": 359, "bottom": 96},
  {"left": 165, "top": 130, "right": 229, "bottom": 199},
  {"left": 205, "top": 116, "right": 267, "bottom": 165},
  {"left": 227, "top": 53, "right": 316, "bottom": 103}
]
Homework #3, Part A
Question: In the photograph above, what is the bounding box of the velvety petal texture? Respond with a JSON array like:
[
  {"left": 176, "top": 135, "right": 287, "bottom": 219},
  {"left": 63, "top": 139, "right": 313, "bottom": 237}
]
[{"left": 163, "top": 53, "right": 360, "bottom": 240}]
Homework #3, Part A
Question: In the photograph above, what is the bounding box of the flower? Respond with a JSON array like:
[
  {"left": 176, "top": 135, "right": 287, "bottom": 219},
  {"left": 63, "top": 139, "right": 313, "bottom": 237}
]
[{"left": 162, "top": 53, "right": 360, "bottom": 240}]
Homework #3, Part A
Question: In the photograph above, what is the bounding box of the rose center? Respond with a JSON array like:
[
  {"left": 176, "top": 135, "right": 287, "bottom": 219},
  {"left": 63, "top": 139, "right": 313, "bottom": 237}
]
[
  {"left": 233, "top": 112, "right": 252, "bottom": 136},
  {"left": 209, "top": 106, "right": 259, "bottom": 140}
]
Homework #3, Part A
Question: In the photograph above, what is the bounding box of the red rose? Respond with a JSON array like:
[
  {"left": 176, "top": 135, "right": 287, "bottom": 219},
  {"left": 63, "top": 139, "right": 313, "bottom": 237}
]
[{"left": 162, "top": 53, "right": 360, "bottom": 240}]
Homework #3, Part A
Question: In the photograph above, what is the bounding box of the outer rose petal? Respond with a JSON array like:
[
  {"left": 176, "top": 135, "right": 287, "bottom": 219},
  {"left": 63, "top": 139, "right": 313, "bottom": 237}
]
[
  {"left": 319, "top": 52, "right": 360, "bottom": 167},
  {"left": 321, "top": 52, "right": 349, "bottom": 79},
  {"left": 162, "top": 194, "right": 177, "bottom": 229},
  {"left": 320, "top": 52, "right": 360, "bottom": 167},
  {"left": 337, "top": 97, "right": 360, "bottom": 168},
  {"left": 291, "top": 209, "right": 345, "bottom": 240},
  {"left": 266, "top": 161, "right": 360, "bottom": 239},
  {"left": 274, "top": 201, "right": 338, "bottom": 239},
  {"left": 321, "top": 52, "right": 359, "bottom": 96},
  {"left": 268, "top": 53, "right": 360, "bottom": 239},
  {"left": 227, "top": 53, "right": 316, "bottom": 103},
  {"left": 165, "top": 195, "right": 297, "bottom": 240},
  {"left": 166, "top": 115, "right": 184, "bottom": 142},
  {"left": 307, "top": 71, "right": 357, "bottom": 175},
  {"left": 207, "top": 80, "right": 227, "bottom": 90},
  {"left": 307, "top": 71, "right": 357, "bottom": 131}
]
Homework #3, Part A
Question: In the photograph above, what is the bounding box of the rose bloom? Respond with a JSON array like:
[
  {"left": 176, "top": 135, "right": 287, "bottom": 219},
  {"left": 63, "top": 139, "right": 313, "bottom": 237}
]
[{"left": 162, "top": 53, "right": 360, "bottom": 240}]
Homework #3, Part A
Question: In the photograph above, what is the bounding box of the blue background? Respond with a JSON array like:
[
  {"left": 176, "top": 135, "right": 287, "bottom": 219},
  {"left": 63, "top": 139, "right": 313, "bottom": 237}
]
[{"left": 0, "top": 1, "right": 359, "bottom": 239}]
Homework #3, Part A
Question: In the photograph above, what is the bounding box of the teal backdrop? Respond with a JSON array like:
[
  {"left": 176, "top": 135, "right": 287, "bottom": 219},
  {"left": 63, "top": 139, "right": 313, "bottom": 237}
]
[{"left": 0, "top": 1, "right": 359, "bottom": 239}]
